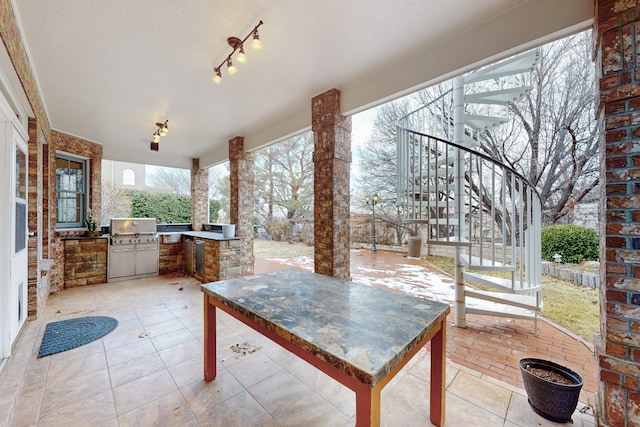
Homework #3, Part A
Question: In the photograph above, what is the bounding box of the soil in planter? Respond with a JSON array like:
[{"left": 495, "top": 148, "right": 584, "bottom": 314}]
[{"left": 525, "top": 365, "right": 573, "bottom": 385}]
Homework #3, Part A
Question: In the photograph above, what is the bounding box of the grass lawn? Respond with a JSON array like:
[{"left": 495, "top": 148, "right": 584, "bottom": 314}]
[{"left": 426, "top": 255, "right": 600, "bottom": 343}]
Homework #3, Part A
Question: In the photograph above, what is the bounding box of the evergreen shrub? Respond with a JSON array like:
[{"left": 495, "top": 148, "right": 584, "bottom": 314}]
[{"left": 541, "top": 224, "right": 599, "bottom": 263}]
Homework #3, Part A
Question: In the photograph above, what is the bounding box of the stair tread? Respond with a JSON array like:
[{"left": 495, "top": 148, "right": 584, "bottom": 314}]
[
  {"left": 463, "top": 271, "right": 514, "bottom": 290},
  {"left": 465, "top": 86, "right": 533, "bottom": 105},
  {"left": 464, "top": 50, "right": 539, "bottom": 84},
  {"left": 464, "top": 114, "right": 510, "bottom": 130},
  {"left": 463, "top": 271, "right": 541, "bottom": 294},
  {"left": 465, "top": 305, "right": 536, "bottom": 319},
  {"left": 465, "top": 286, "right": 539, "bottom": 308},
  {"left": 459, "top": 254, "right": 514, "bottom": 270}
]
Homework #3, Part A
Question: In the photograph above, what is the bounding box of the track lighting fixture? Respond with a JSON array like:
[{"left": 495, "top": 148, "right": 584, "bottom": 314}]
[
  {"left": 150, "top": 120, "right": 169, "bottom": 151},
  {"left": 211, "top": 21, "right": 263, "bottom": 85}
]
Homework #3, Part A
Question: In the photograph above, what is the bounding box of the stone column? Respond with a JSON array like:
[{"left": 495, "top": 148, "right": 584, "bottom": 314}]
[
  {"left": 311, "top": 88, "right": 352, "bottom": 279},
  {"left": 229, "top": 136, "right": 254, "bottom": 276},
  {"left": 595, "top": 1, "right": 640, "bottom": 426},
  {"left": 190, "top": 158, "right": 209, "bottom": 231}
]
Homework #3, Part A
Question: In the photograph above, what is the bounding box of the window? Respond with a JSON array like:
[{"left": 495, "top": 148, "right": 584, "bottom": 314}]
[
  {"left": 56, "top": 154, "right": 88, "bottom": 228},
  {"left": 122, "top": 168, "right": 135, "bottom": 186}
]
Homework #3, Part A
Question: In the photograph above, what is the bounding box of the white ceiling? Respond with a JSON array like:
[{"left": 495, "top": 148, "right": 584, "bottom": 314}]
[{"left": 11, "top": 0, "right": 592, "bottom": 169}]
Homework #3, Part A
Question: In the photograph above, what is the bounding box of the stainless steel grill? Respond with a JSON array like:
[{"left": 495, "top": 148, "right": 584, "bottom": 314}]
[{"left": 108, "top": 218, "right": 159, "bottom": 282}]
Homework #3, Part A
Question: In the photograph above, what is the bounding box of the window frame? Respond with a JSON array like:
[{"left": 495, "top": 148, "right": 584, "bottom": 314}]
[{"left": 55, "top": 152, "right": 90, "bottom": 229}]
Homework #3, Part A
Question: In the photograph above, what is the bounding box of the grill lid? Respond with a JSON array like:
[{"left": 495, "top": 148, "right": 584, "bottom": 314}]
[{"left": 110, "top": 218, "right": 157, "bottom": 235}]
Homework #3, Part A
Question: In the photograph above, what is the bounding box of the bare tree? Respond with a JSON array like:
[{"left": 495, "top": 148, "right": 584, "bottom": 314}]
[
  {"left": 479, "top": 31, "right": 599, "bottom": 225},
  {"left": 356, "top": 98, "right": 416, "bottom": 244},
  {"left": 100, "top": 181, "right": 131, "bottom": 224},
  {"left": 356, "top": 30, "right": 598, "bottom": 232},
  {"left": 254, "top": 133, "right": 314, "bottom": 241},
  {"left": 148, "top": 167, "right": 191, "bottom": 195}
]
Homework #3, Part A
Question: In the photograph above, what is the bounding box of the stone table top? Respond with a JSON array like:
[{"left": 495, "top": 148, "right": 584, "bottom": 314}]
[{"left": 201, "top": 269, "right": 450, "bottom": 386}]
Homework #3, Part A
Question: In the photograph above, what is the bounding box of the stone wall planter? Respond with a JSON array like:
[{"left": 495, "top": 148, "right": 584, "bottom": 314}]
[{"left": 519, "top": 358, "right": 583, "bottom": 423}]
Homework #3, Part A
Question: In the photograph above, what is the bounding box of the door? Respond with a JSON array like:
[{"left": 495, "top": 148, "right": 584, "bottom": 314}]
[
  {"left": 108, "top": 246, "right": 136, "bottom": 280},
  {"left": 135, "top": 244, "right": 159, "bottom": 275},
  {"left": 1, "top": 123, "right": 28, "bottom": 358}
]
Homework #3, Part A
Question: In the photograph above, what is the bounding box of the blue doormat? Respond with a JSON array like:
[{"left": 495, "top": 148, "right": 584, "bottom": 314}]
[{"left": 37, "top": 316, "right": 118, "bottom": 358}]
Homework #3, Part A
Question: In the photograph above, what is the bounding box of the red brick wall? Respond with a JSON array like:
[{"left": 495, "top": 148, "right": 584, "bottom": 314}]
[
  {"left": 49, "top": 131, "right": 103, "bottom": 291},
  {"left": 311, "top": 89, "right": 352, "bottom": 279},
  {"left": 0, "top": 0, "right": 51, "bottom": 140},
  {"left": 596, "top": 1, "right": 640, "bottom": 425},
  {"left": 26, "top": 118, "right": 39, "bottom": 318}
]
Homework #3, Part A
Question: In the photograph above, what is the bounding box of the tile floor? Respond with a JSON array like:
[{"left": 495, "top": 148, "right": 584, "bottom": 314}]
[{"left": 0, "top": 274, "right": 595, "bottom": 426}]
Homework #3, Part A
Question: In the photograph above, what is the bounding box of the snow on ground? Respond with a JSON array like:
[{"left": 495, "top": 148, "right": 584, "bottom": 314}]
[{"left": 263, "top": 251, "right": 502, "bottom": 310}]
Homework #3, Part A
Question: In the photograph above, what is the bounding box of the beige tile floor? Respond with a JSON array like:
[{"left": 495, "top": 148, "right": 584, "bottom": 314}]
[{"left": 0, "top": 275, "right": 596, "bottom": 426}]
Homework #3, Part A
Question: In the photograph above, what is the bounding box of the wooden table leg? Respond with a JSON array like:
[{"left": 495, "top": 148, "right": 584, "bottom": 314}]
[
  {"left": 429, "top": 320, "right": 446, "bottom": 426},
  {"left": 355, "top": 383, "right": 381, "bottom": 427},
  {"left": 204, "top": 295, "right": 217, "bottom": 381}
]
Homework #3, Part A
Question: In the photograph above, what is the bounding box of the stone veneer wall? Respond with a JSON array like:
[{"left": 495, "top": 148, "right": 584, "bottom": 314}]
[
  {"left": 192, "top": 239, "right": 241, "bottom": 283},
  {"left": 311, "top": 89, "right": 352, "bottom": 279},
  {"left": 49, "top": 131, "right": 103, "bottom": 291},
  {"left": 63, "top": 238, "right": 107, "bottom": 287},
  {"left": 595, "top": 1, "right": 640, "bottom": 425},
  {"left": 229, "top": 136, "right": 255, "bottom": 276}
]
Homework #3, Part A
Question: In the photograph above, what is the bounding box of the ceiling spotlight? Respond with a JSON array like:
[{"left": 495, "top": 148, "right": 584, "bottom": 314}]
[
  {"left": 227, "top": 58, "right": 238, "bottom": 75},
  {"left": 153, "top": 131, "right": 160, "bottom": 143},
  {"left": 251, "top": 30, "right": 263, "bottom": 51},
  {"left": 157, "top": 120, "right": 169, "bottom": 136},
  {"left": 236, "top": 46, "right": 247, "bottom": 64},
  {"left": 211, "top": 20, "right": 263, "bottom": 85},
  {"left": 212, "top": 67, "right": 222, "bottom": 84}
]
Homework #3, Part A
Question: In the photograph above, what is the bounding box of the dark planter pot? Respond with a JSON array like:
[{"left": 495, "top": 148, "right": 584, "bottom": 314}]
[{"left": 519, "top": 358, "right": 583, "bottom": 423}]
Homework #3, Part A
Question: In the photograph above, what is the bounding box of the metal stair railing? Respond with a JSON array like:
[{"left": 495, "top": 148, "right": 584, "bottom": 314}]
[{"left": 397, "top": 104, "right": 542, "bottom": 294}]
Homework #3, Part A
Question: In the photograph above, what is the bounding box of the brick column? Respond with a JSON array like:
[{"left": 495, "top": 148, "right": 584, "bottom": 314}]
[
  {"left": 311, "top": 88, "right": 352, "bottom": 279},
  {"left": 595, "top": 1, "right": 640, "bottom": 426},
  {"left": 229, "top": 136, "right": 254, "bottom": 276},
  {"left": 27, "top": 118, "right": 39, "bottom": 318},
  {"left": 190, "top": 158, "right": 209, "bottom": 231}
]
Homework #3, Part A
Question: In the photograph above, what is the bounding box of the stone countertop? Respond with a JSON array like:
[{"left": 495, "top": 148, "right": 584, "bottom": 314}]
[
  {"left": 180, "top": 231, "right": 240, "bottom": 241},
  {"left": 60, "top": 234, "right": 108, "bottom": 240},
  {"left": 201, "top": 269, "right": 450, "bottom": 387}
]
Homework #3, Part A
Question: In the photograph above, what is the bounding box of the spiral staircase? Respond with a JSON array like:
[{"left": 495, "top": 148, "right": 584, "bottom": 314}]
[{"left": 396, "top": 50, "right": 543, "bottom": 333}]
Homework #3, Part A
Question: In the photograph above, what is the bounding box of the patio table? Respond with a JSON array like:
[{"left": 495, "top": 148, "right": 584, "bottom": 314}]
[{"left": 201, "top": 269, "right": 450, "bottom": 426}]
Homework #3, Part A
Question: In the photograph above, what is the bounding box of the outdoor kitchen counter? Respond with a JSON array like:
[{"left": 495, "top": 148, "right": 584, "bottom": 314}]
[{"left": 180, "top": 231, "right": 240, "bottom": 240}]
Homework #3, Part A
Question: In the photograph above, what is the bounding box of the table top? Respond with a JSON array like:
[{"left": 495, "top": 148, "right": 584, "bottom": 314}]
[{"left": 201, "top": 269, "right": 450, "bottom": 386}]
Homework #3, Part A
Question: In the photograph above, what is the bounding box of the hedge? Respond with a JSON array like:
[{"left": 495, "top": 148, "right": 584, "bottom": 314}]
[{"left": 540, "top": 224, "right": 599, "bottom": 264}]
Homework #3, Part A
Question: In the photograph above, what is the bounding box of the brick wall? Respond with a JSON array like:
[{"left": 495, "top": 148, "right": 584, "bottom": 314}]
[
  {"left": 63, "top": 238, "right": 107, "bottom": 287},
  {"left": 595, "top": 1, "right": 640, "bottom": 425},
  {"left": 49, "top": 131, "right": 103, "bottom": 291}
]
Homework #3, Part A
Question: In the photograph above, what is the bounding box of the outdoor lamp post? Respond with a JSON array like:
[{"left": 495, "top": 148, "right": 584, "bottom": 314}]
[{"left": 365, "top": 194, "right": 379, "bottom": 253}]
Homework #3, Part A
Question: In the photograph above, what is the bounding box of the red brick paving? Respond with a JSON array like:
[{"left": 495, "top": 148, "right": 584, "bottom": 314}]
[{"left": 254, "top": 250, "right": 597, "bottom": 405}]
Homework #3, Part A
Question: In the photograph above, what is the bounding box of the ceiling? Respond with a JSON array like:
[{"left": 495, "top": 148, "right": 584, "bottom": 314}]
[{"left": 11, "top": 0, "right": 592, "bottom": 169}]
